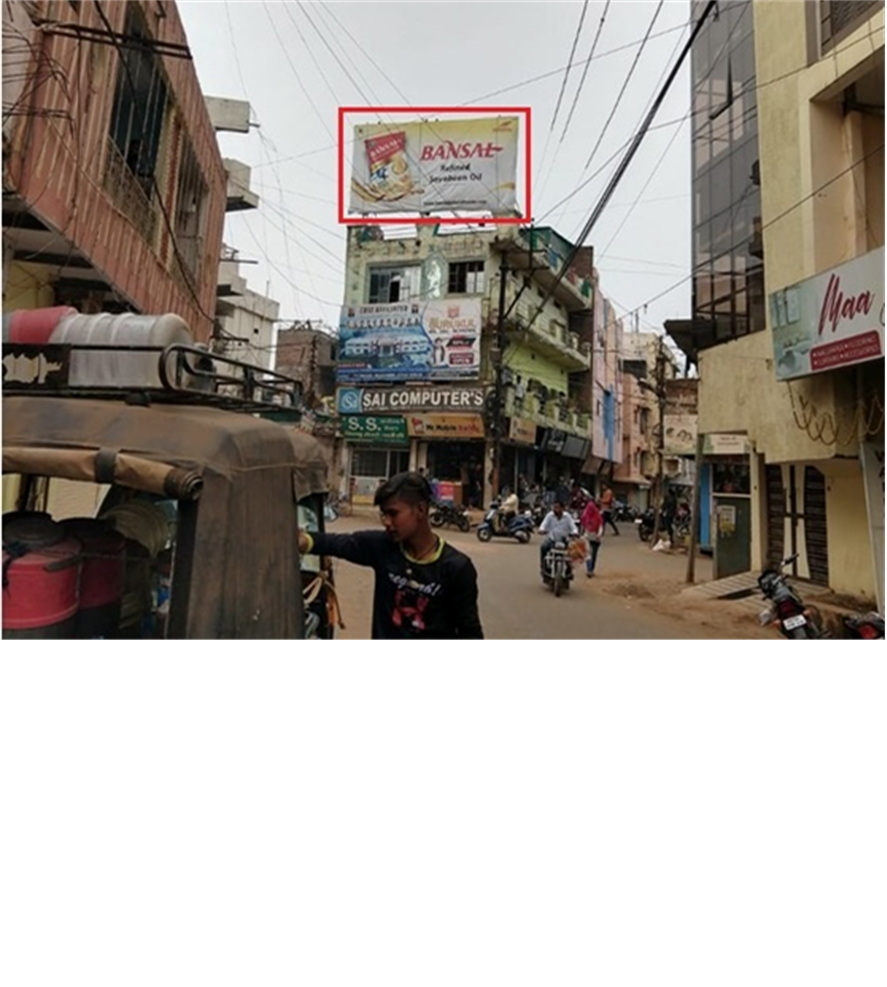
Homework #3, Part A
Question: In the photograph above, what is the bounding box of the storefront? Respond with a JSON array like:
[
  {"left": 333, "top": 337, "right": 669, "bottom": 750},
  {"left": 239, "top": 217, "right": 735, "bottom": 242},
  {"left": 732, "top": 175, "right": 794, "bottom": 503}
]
[
  {"left": 341, "top": 414, "right": 410, "bottom": 504},
  {"left": 338, "top": 384, "right": 486, "bottom": 505}
]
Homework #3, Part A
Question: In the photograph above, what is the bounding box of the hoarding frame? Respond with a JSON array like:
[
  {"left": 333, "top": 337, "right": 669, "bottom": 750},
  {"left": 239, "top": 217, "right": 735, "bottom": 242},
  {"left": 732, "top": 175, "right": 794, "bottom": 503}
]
[{"left": 338, "top": 106, "right": 532, "bottom": 225}]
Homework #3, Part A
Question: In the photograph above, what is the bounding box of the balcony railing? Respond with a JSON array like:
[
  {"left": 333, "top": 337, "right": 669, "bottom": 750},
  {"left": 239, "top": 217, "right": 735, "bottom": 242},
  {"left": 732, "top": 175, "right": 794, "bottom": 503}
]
[{"left": 103, "top": 137, "right": 157, "bottom": 245}]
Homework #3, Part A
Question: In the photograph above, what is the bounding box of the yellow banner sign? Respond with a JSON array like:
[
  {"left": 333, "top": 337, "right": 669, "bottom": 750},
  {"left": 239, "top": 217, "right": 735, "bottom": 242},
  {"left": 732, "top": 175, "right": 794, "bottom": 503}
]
[{"left": 406, "top": 414, "right": 485, "bottom": 439}]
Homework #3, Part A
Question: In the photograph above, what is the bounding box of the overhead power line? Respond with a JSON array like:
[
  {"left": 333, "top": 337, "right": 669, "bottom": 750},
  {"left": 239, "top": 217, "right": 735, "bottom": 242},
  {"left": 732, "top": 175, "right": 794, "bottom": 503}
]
[
  {"left": 523, "top": 0, "right": 720, "bottom": 336},
  {"left": 559, "top": 0, "right": 612, "bottom": 145}
]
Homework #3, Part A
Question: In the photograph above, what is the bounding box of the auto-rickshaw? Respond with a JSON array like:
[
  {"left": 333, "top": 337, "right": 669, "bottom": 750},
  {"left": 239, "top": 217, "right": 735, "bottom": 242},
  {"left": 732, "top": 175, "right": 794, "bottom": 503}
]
[{"left": 2, "top": 310, "right": 337, "bottom": 639}]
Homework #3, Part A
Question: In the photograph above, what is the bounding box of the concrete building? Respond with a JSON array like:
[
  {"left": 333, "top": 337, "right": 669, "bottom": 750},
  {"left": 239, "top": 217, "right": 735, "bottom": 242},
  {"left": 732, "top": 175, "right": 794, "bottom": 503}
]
[
  {"left": 615, "top": 331, "right": 683, "bottom": 509},
  {"left": 669, "top": 0, "right": 884, "bottom": 603},
  {"left": 275, "top": 323, "right": 337, "bottom": 408},
  {"left": 338, "top": 223, "right": 596, "bottom": 507},
  {"left": 2, "top": 0, "right": 226, "bottom": 339}
]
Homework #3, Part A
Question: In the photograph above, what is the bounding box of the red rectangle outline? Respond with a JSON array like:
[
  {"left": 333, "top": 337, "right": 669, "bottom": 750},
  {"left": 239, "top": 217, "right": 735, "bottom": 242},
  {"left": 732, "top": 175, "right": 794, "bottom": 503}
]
[{"left": 338, "top": 106, "right": 532, "bottom": 226}]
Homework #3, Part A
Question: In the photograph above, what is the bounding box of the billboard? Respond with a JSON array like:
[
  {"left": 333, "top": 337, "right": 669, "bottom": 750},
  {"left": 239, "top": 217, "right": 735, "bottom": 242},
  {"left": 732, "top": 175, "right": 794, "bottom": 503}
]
[
  {"left": 337, "top": 299, "right": 482, "bottom": 383},
  {"left": 770, "top": 246, "right": 884, "bottom": 381},
  {"left": 349, "top": 116, "right": 519, "bottom": 215}
]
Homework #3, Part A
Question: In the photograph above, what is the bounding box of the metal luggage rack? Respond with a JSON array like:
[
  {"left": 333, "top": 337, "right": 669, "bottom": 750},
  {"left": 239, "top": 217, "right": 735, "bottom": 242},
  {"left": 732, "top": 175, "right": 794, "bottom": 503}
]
[{"left": 1, "top": 341, "right": 304, "bottom": 414}]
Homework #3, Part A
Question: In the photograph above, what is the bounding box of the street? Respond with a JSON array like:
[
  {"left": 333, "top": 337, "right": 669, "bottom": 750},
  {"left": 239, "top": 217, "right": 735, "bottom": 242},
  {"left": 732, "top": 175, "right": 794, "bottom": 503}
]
[{"left": 323, "top": 512, "right": 771, "bottom": 641}]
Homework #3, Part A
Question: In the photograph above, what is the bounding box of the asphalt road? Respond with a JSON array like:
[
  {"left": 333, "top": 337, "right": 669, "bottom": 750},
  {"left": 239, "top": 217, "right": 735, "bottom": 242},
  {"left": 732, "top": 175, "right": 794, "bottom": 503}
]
[{"left": 321, "top": 512, "right": 745, "bottom": 641}]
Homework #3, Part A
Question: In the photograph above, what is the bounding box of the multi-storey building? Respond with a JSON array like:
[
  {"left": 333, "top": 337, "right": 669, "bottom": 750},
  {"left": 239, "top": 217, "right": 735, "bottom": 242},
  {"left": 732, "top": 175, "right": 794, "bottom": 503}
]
[
  {"left": 337, "top": 223, "right": 597, "bottom": 507},
  {"left": 2, "top": 0, "right": 227, "bottom": 339},
  {"left": 669, "top": 0, "right": 884, "bottom": 602}
]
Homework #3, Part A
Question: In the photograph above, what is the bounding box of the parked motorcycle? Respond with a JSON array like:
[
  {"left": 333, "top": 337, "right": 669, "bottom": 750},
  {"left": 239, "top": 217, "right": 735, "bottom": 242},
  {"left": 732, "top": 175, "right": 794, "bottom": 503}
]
[
  {"left": 635, "top": 507, "right": 658, "bottom": 542},
  {"left": 430, "top": 500, "right": 471, "bottom": 532},
  {"left": 839, "top": 610, "right": 885, "bottom": 639},
  {"left": 541, "top": 538, "right": 574, "bottom": 597},
  {"left": 476, "top": 501, "right": 534, "bottom": 543},
  {"left": 613, "top": 501, "right": 638, "bottom": 523},
  {"left": 757, "top": 554, "right": 826, "bottom": 639}
]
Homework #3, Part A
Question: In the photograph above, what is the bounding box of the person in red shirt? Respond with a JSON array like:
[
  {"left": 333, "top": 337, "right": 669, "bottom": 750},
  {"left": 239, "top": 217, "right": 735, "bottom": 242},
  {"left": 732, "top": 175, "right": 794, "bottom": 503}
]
[
  {"left": 580, "top": 498, "right": 605, "bottom": 578},
  {"left": 599, "top": 484, "right": 620, "bottom": 536}
]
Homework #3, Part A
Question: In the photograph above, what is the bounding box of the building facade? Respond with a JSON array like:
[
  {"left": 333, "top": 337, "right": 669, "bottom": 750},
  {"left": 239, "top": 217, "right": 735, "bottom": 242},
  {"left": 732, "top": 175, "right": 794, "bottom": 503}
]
[
  {"left": 671, "top": 0, "right": 884, "bottom": 602},
  {"left": 2, "top": 0, "right": 227, "bottom": 339},
  {"left": 338, "top": 224, "right": 596, "bottom": 507}
]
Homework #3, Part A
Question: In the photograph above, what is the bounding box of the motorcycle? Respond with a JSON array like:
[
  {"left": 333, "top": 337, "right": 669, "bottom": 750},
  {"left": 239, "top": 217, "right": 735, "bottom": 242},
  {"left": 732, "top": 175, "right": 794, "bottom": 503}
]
[
  {"left": 757, "top": 554, "right": 826, "bottom": 639},
  {"left": 635, "top": 507, "right": 657, "bottom": 542},
  {"left": 613, "top": 501, "right": 638, "bottom": 523},
  {"left": 839, "top": 610, "right": 885, "bottom": 639},
  {"left": 429, "top": 500, "right": 471, "bottom": 532},
  {"left": 476, "top": 501, "right": 534, "bottom": 543},
  {"left": 541, "top": 538, "right": 574, "bottom": 597}
]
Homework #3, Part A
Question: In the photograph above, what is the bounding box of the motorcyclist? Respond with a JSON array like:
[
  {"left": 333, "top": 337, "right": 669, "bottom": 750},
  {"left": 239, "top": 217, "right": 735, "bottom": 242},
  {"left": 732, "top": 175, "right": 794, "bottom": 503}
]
[
  {"left": 538, "top": 499, "right": 578, "bottom": 575},
  {"left": 495, "top": 488, "right": 519, "bottom": 533}
]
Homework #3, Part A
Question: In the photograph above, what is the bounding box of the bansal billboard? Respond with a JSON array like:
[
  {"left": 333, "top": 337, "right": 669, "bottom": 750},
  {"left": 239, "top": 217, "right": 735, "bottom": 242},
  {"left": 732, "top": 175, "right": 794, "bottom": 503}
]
[
  {"left": 770, "top": 246, "right": 884, "bottom": 381},
  {"left": 348, "top": 115, "right": 520, "bottom": 215}
]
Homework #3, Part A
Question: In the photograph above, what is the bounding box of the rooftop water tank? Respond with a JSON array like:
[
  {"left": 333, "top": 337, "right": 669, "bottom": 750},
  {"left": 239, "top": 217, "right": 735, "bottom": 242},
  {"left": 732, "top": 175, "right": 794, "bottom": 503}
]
[{"left": 49, "top": 312, "right": 194, "bottom": 388}]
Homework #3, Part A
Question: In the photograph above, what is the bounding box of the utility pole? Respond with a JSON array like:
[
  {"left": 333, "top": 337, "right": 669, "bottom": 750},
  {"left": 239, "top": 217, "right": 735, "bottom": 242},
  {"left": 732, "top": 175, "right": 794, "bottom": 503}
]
[
  {"left": 491, "top": 249, "right": 508, "bottom": 498},
  {"left": 647, "top": 335, "right": 668, "bottom": 547},
  {"left": 685, "top": 428, "right": 706, "bottom": 583}
]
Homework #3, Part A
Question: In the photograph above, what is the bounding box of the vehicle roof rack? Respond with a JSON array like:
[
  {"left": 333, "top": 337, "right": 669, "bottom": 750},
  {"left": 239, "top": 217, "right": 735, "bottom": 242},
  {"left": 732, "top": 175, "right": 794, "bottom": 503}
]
[{"left": 2, "top": 341, "right": 304, "bottom": 414}]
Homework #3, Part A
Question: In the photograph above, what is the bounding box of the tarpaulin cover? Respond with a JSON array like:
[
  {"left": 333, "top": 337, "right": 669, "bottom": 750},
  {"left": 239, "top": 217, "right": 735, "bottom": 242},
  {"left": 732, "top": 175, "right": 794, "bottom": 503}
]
[{"left": 3, "top": 397, "right": 331, "bottom": 638}]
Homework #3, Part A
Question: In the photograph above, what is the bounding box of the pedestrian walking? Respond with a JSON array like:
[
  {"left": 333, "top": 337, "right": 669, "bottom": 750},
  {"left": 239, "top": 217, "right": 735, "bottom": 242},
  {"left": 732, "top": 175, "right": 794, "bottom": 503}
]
[
  {"left": 580, "top": 498, "right": 605, "bottom": 577},
  {"left": 600, "top": 484, "right": 620, "bottom": 536},
  {"left": 298, "top": 471, "right": 483, "bottom": 639}
]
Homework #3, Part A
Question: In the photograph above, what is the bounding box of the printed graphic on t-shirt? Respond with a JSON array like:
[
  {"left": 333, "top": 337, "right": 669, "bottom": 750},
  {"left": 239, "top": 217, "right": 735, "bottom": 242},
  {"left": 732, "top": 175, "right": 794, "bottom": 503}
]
[{"left": 387, "top": 571, "right": 442, "bottom": 634}]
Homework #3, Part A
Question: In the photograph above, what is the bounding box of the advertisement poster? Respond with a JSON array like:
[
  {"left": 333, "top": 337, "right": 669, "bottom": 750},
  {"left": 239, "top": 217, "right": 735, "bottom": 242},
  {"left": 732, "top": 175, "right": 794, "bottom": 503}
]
[
  {"left": 509, "top": 417, "right": 537, "bottom": 445},
  {"left": 405, "top": 414, "right": 485, "bottom": 439},
  {"left": 860, "top": 440, "right": 885, "bottom": 612},
  {"left": 770, "top": 246, "right": 884, "bottom": 381},
  {"left": 663, "top": 414, "right": 698, "bottom": 455},
  {"left": 349, "top": 116, "right": 519, "bottom": 215},
  {"left": 337, "top": 299, "right": 481, "bottom": 383}
]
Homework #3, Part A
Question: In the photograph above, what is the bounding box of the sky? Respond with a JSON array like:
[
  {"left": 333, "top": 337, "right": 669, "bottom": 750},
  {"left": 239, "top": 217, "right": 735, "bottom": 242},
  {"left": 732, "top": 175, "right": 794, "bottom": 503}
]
[{"left": 178, "top": 0, "right": 695, "bottom": 342}]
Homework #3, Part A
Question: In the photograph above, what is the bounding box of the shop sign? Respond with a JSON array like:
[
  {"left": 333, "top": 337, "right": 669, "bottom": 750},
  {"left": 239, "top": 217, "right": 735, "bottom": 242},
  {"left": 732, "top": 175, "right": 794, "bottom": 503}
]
[
  {"left": 770, "top": 246, "right": 884, "bottom": 381},
  {"left": 704, "top": 433, "right": 750, "bottom": 455},
  {"left": 663, "top": 414, "right": 698, "bottom": 455},
  {"left": 541, "top": 428, "right": 567, "bottom": 454},
  {"left": 860, "top": 440, "right": 885, "bottom": 613},
  {"left": 337, "top": 298, "right": 482, "bottom": 383},
  {"left": 337, "top": 384, "right": 484, "bottom": 414},
  {"left": 508, "top": 417, "right": 537, "bottom": 445},
  {"left": 405, "top": 413, "right": 485, "bottom": 439},
  {"left": 340, "top": 415, "right": 409, "bottom": 445}
]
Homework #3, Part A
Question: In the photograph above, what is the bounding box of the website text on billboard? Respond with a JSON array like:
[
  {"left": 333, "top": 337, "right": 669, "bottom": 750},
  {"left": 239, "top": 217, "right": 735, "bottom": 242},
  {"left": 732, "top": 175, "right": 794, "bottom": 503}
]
[{"left": 338, "top": 106, "right": 532, "bottom": 225}]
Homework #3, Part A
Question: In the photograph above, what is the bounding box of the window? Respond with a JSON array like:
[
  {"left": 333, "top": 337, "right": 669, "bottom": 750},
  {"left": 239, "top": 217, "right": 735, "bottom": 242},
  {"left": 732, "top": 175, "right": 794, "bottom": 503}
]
[
  {"left": 368, "top": 265, "right": 420, "bottom": 303},
  {"left": 820, "top": 0, "right": 881, "bottom": 53},
  {"left": 448, "top": 260, "right": 485, "bottom": 295},
  {"left": 172, "top": 134, "right": 207, "bottom": 284},
  {"left": 108, "top": 5, "right": 168, "bottom": 197}
]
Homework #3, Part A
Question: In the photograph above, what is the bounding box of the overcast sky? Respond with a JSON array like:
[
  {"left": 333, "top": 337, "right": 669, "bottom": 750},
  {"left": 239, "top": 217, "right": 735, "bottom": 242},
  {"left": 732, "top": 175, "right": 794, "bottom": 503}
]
[{"left": 179, "top": 0, "right": 694, "bottom": 340}]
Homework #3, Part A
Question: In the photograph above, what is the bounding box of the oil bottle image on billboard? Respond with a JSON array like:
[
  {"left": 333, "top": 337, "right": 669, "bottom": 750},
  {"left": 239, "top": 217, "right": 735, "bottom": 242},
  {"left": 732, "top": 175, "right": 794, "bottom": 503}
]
[
  {"left": 349, "top": 116, "right": 519, "bottom": 215},
  {"left": 337, "top": 300, "right": 481, "bottom": 383}
]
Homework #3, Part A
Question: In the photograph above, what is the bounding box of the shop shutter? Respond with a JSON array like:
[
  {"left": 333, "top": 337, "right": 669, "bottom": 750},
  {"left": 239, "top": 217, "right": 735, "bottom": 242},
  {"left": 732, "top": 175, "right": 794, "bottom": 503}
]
[
  {"left": 803, "top": 466, "right": 829, "bottom": 585},
  {"left": 765, "top": 464, "right": 785, "bottom": 567}
]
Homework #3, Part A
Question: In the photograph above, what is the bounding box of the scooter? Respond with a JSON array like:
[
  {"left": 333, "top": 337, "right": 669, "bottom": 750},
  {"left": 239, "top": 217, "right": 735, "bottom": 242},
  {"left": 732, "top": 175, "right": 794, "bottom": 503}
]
[
  {"left": 757, "top": 554, "right": 826, "bottom": 639},
  {"left": 429, "top": 501, "right": 471, "bottom": 532},
  {"left": 541, "top": 538, "right": 574, "bottom": 597},
  {"left": 476, "top": 501, "right": 534, "bottom": 543}
]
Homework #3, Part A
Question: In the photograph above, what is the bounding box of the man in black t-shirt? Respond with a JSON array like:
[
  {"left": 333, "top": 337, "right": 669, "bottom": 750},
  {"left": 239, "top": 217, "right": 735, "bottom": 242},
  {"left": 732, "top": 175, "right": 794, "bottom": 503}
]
[{"left": 299, "top": 471, "right": 483, "bottom": 640}]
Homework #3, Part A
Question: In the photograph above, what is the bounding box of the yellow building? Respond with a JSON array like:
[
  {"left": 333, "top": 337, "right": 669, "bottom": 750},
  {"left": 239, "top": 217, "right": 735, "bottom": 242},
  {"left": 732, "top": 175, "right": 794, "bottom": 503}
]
[{"left": 672, "top": 0, "right": 884, "bottom": 607}]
